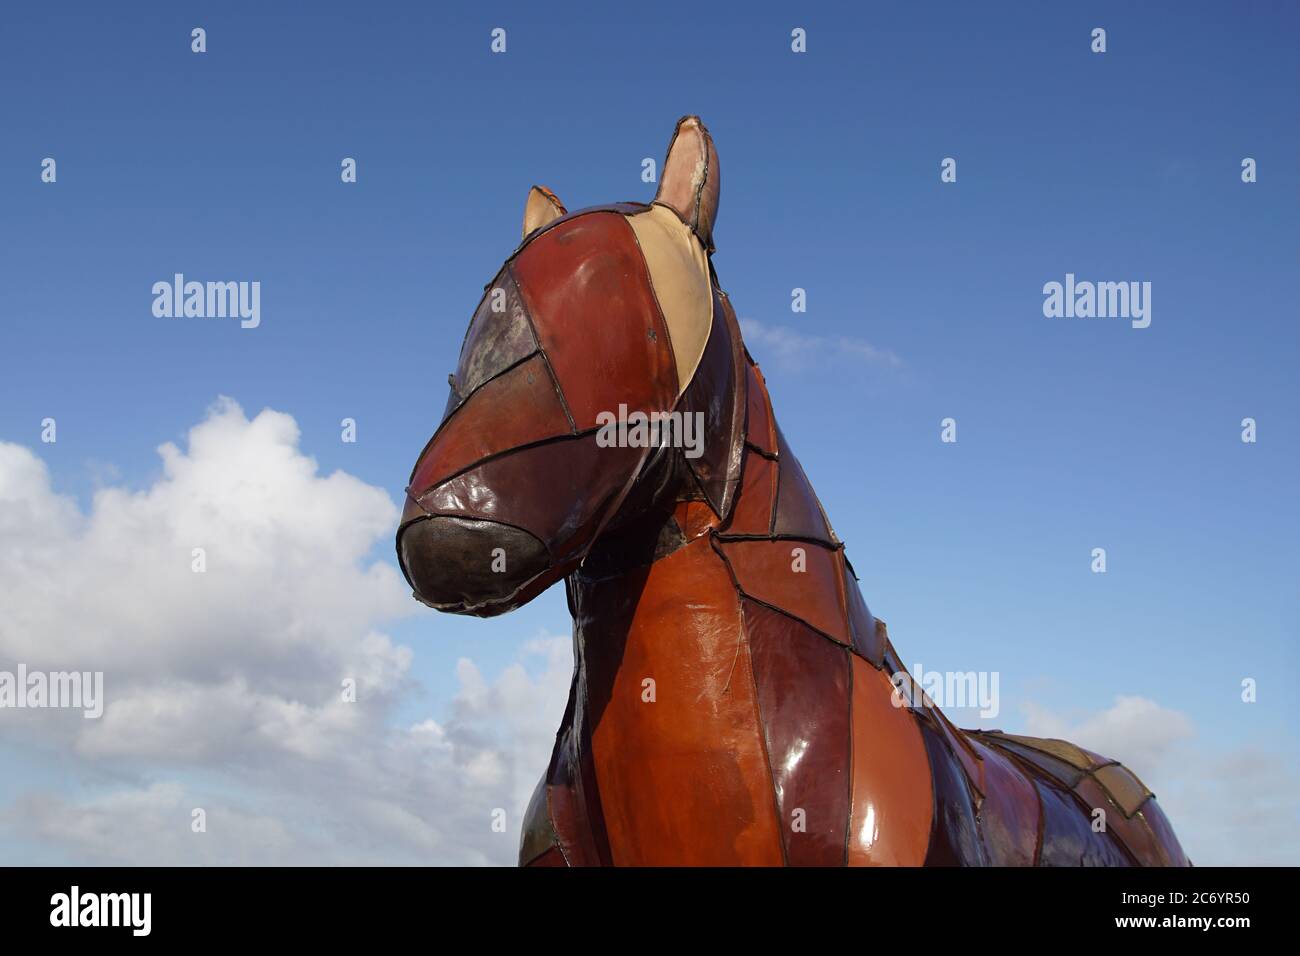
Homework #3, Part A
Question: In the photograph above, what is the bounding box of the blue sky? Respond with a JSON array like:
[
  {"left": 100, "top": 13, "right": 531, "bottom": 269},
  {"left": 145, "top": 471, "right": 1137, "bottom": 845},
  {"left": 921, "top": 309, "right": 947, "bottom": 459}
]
[{"left": 1, "top": 1, "right": 1296, "bottom": 864}]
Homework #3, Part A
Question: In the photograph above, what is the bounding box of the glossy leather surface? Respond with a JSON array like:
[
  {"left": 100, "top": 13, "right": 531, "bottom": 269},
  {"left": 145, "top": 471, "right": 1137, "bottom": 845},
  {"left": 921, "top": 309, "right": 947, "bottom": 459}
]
[
  {"left": 578, "top": 535, "right": 783, "bottom": 865},
  {"left": 510, "top": 210, "right": 678, "bottom": 429},
  {"left": 717, "top": 538, "right": 853, "bottom": 646},
  {"left": 724, "top": 448, "right": 776, "bottom": 537},
  {"left": 772, "top": 423, "right": 836, "bottom": 543},
  {"left": 445, "top": 267, "right": 538, "bottom": 411},
  {"left": 968, "top": 737, "right": 1039, "bottom": 866},
  {"left": 971, "top": 730, "right": 1187, "bottom": 865},
  {"left": 410, "top": 353, "right": 570, "bottom": 494},
  {"left": 744, "top": 599, "right": 851, "bottom": 865},
  {"left": 846, "top": 657, "right": 933, "bottom": 865},
  {"left": 919, "top": 720, "right": 989, "bottom": 866},
  {"left": 1034, "top": 778, "right": 1135, "bottom": 867},
  {"left": 678, "top": 289, "right": 746, "bottom": 519}
]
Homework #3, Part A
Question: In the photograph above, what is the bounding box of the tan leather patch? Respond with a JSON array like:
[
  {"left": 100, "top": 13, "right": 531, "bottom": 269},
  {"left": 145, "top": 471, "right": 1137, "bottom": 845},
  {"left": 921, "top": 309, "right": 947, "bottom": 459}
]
[
  {"left": 994, "top": 732, "right": 1096, "bottom": 770},
  {"left": 627, "top": 204, "right": 713, "bottom": 397},
  {"left": 1094, "top": 763, "right": 1154, "bottom": 817}
]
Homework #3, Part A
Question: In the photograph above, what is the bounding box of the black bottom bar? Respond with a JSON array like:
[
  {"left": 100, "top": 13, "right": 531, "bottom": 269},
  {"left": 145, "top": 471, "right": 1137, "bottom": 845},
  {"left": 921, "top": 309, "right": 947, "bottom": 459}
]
[{"left": 0, "top": 865, "right": 1283, "bottom": 941}]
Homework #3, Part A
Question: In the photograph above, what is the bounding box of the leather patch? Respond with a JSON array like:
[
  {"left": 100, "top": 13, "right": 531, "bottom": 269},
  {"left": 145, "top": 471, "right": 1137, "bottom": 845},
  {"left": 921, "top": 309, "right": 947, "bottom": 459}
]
[
  {"left": 1034, "top": 779, "right": 1133, "bottom": 866},
  {"left": 1139, "top": 797, "right": 1190, "bottom": 866},
  {"left": 716, "top": 538, "right": 851, "bottom": 646},
  {"left": 1094, "top": 763, "right": 1154, "bottom": 818},
  {"left": 842, "top": 558, "right": 882, "bottom": 666},
  {"left": 447, "top": 267, "right": 538, "bottom": 411},
  {"left": 409, "top": 354, "right": 571, "bottom": 495},
  {"left": 578, "top": 536, "right": 783, "bottom": 865},
  {"left": 847, "top": 657, "right": 933, "bottom": 865},
  {"left": 744, "top": 360, "right": 777, "bottom": 455},
  {"left": 919, "top": 720, "right": 989, "bottom": 865},
  {"left": 1074, "top": 774, "right": 1165, "bottom": 865},
  {"left": 772, "top": 423, "right": 835, "bottom": 543},
  {"left": 418, "top": 432, "right": 642, "bottom": 563},
  {"left": 680, "top": 289, "right": 746, "bottom": 519},
  {"left": 744, "top": 599, "right": 851, "bottom": 866},
  {"left": 968, "top": 737, "right": 1039, "bottom": 866},
  {"left": 723, "top": 447, "right": 777, "bottom": 537},
  {"left": 626, "top": 203, "right": 713, "bottom": 394},
  {"left": 511, "top": 211, "right": 677, "bottom": 429},
  {"left": 518, "top": 774, "right": 561, "bottom": 866}
]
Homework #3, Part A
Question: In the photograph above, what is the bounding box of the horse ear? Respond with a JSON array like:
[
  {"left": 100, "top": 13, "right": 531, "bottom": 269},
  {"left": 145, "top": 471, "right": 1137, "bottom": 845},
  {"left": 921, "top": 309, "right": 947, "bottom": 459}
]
[
  {"left": 522, "top": 185, "right": 566, "bottom": 239},
  {"left": 654, "top": 116, "right": 720, "bottom": 253}
]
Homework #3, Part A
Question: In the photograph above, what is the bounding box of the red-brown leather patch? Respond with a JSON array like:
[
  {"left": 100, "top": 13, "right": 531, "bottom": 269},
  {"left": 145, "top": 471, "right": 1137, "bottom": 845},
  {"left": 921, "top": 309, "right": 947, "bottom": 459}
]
[
  {"left": 724, "top": 448, "right": 777, "bottom": 537},
  {"left": 745, "top": 361, "right": 777, "bottom": 455},
  {"left": 847, "top": 658, "right": 933, "bottom": 866},
  {"left": 409, "top": 354, "right": 571, "bottom": 495},
  {"left": 579, "top": 536, "right": 784, "bottom": 865},
  {"left": 968, "top": 736, "right": 1039, "bottom": 866},
  {"left": 511, "top": 212, "right": 678, "bottom": 429},
  {"left": 717, "top": 538, "right": 851, "bottom": 646}
]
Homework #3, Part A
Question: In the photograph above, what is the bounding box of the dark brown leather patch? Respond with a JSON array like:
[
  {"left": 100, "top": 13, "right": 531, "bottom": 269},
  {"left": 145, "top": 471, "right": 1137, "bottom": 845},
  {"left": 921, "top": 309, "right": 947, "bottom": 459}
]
[
  {"left": 744, "top": 599, "right": 851, "bottom": 866},
  {"left": 518, "top": 774, "right": 560, "bottom": 866},
  {"left": 1139, "top": 797, "right": 1190, "bottom": 866},
  {"left": 448, "top": 267, "right": 538, "bottom": 410},
  {"left": 417, "top": 433, "right": 643, "bottom": 564},
  {"left": 919, "top": 720, "right": 989, "bottom": 866},
  {"left": 968, "top": 736, "right": 1040, "bottom": 866},
  {"left": 680, "top": 289, "right": 746, "bottom": 520},
  {"left": 1034, "top": 778, "right": 1133, "bottom": 867},
  {"left": 744, "top": 360, "right": 777, "bottom": 455},
  {"left": 772, "top": 423, "right": 835, "bottom": 543},
  {"left": 842, "top": 557, "right": 882, "bottom": 666}
]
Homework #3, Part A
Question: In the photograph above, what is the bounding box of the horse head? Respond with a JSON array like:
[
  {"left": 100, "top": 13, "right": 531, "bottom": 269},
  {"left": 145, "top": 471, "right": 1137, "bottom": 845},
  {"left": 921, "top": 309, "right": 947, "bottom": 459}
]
[{"left": 397, "top": 116, "right": 746, "bottom": 616}]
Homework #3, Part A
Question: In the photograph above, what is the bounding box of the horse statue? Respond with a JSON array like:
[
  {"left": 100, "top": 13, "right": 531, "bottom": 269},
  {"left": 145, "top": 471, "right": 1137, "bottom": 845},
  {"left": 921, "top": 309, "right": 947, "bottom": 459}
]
[{"left": 396, "top": 116, "right": 1190, "bottom": 867}]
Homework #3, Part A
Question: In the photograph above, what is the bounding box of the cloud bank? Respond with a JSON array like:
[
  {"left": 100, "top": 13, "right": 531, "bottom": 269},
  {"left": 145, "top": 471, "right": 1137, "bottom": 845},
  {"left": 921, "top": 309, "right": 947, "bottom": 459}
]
[
  {"left": 1, "top": 399, "right": 1292, "bottom": 865},
  {"left": 0, "top": 398, "right": 568, "bottom": 865}
]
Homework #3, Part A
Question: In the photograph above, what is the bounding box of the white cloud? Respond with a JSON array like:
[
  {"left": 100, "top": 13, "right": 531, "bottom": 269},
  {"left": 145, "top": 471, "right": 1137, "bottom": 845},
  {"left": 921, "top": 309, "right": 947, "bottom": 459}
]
[
  {"left": 0, "top": 398, "right": 569, "bottom": 865},
  {"left": 740, "top": 318, "right": 903, "bottom": 372},
  {"left": 6, "top": 782, "right": 307, "bottom": 866},
  {"left": 1022, "top": 695, "right": 1194, "bottom": 775},
  {"left": 1020, "top": 696, "right": 1300, "bottom": 865}
]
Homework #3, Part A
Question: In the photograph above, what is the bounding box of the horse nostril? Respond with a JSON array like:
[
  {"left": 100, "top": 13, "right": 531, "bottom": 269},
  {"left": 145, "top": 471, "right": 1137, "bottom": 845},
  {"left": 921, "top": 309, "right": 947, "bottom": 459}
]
[{"left": 397, "top": 514, "right": 550, "bottom": 615}]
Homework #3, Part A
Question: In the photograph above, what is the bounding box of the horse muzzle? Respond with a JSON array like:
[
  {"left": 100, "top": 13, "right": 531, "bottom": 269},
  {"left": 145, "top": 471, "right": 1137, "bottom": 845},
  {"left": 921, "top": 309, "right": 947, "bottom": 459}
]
[{"left": 396, "top": 496, "right": 552, "bottom": 616}]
